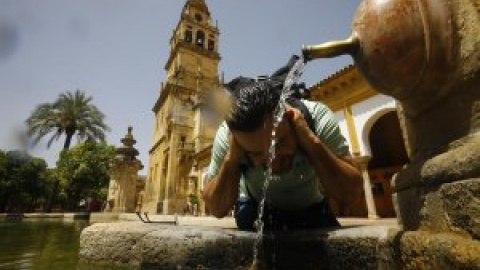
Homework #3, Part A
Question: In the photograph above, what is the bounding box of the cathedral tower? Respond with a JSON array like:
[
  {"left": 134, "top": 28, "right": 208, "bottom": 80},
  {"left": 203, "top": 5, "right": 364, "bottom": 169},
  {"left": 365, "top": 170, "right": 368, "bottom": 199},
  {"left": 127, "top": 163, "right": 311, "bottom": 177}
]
[{"left": 143, "top": 0, "right": 221, "bottom": 214}]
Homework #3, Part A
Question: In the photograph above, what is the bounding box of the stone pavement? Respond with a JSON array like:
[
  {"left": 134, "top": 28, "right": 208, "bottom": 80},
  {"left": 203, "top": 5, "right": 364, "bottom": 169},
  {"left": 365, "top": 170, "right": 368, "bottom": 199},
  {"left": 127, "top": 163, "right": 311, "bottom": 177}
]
[{"left": 89, "top": 212, "right": 399, "bottom": 229}]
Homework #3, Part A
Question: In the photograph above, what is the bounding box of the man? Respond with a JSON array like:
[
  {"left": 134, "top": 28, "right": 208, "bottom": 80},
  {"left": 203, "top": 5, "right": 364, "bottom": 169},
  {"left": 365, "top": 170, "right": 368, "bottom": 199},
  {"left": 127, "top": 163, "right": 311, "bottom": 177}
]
[{"left": 203, "top": 56, "right": 363, "bottom": 231}]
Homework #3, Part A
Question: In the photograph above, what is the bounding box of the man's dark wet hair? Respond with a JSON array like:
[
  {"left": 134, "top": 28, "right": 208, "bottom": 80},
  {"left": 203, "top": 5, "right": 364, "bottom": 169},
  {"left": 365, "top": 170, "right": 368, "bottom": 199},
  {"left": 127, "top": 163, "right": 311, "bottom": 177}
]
[
  {"left": 224, "top": 55, "right": 312, "bottom": 132},
  {"left": 225, "top": 76, "right": 281, "bottom": 132}
]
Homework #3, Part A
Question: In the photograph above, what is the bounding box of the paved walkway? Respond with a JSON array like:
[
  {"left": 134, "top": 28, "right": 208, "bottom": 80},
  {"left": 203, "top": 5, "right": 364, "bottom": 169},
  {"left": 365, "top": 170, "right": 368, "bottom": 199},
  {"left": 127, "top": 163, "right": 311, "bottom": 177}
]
[
  {"left": 2, "top": 212, "right": 399, "bottom": 230},
  {"left": 100, "top": 213, "right": 399, "bottom": 229}
]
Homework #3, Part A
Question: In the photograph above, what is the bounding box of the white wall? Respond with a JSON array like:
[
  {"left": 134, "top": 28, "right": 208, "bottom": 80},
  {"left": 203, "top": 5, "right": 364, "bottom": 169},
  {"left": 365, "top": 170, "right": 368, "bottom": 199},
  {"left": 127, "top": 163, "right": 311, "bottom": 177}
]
[
  {"left": 352, "top": 95, "right": 397, "bottom": 156},
  {"left": 331, "top": 94, "right": 397, "bottom": 157}
]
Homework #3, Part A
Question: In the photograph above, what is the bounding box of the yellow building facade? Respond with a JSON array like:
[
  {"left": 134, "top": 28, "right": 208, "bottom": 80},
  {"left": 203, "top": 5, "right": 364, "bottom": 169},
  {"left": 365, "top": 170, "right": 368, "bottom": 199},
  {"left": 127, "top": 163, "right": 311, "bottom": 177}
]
[
  {"left": 310, "top": 66, "right": 409, "bottom": 218},
  {"left": 142, "top": 0, "right": 221, "bottom": 215}
]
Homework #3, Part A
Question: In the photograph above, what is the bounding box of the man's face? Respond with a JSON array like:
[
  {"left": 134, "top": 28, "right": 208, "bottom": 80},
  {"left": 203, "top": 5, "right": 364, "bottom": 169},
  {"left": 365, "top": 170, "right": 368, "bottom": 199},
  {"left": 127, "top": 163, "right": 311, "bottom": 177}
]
[{"left": 232, "top": 116, "right": 298, "bottom": 174}]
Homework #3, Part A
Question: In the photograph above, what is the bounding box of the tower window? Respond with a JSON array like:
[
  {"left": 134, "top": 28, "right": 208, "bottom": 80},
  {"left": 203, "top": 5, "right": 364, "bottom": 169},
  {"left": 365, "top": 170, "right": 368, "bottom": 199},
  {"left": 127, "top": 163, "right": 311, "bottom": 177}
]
[
  {"left": 196, "top": 30, "right": 205, "bottom": 47},
  {"left": 195, "top": 13, "right": 203, "bottom": 22},
  {"left": 208, "top": 39, "right": 215, "bottom": 51},
  {"left": 185, "top": 30, "right": 193, "bottom": 43},
  {"left": 180, "top": 136, "right": 186, "bottom": 147}
]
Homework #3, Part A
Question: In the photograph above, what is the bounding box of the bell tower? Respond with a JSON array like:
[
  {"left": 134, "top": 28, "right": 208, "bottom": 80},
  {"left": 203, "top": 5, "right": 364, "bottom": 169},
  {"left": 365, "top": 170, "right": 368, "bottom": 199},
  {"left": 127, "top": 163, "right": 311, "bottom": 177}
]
[
  {"left": 143, "top": 0, "right": 221, "bottom": 215},
  {"left": 165, "top": 0, "right": 220, "bottom": 91}
]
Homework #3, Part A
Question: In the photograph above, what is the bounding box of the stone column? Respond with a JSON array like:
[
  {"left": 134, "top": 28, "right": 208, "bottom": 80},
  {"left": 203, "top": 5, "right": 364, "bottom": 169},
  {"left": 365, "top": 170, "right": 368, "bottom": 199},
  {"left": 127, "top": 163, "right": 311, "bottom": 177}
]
[
  {"left": 110, "top": 166, "right": 141, "bottom": 213},
  {"left": 356, "top": 156, "right": 379, "bottom": 219},
  {"left": 163, "top": 136, "right": 176, "bottom": 214},
  {"left": 199, "top": 170, "right": 208, "bottom": 216}
]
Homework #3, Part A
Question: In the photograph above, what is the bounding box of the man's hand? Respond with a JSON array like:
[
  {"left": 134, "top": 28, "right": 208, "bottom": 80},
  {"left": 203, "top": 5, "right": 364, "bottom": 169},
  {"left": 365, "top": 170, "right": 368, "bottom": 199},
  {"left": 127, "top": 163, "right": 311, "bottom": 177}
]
[
  {"left": 285, "top": 105, "right": 363, "bottom": 206},
  {"left": 226, "top": 133, "right": 245, "bottom": 165},
  {"left": 285, "top": 105, "right": 319, "bottom": 157},
  {"left": 203, "top": 133, "right": 244, "bottom": 218}
]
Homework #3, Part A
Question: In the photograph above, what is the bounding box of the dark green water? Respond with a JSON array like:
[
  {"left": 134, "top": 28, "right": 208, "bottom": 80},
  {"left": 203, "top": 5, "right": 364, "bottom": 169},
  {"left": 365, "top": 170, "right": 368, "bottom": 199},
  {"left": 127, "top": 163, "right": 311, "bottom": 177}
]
[{"left": 0, "top": 219, "right": 88, "bottom": 270}]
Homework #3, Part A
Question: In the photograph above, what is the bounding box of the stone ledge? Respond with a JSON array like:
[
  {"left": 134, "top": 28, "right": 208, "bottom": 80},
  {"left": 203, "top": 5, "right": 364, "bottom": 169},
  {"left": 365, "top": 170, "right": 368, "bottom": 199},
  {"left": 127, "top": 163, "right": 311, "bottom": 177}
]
[
  {"left": 392, "top": 133, "right": 480, "bottom": 192},
  {"left": 396, "top": 178, "right": 480, "bottom": 237},
  {"left": 385, "top": 231, "right": 480, "bottom": 270},
  {"left": 79, "top": 222, "right": 397, "bottom": 270},
  {"left": 0, "top": 212, "right": 89, "bottom": 221},
  {"left": 421, "top": 135, "right": 480, "bottom": 187},
  {"left": 439, "top": 179, "right": 480, "bottom": 239},
  {"left": 89, "top": 213, "right": 238, "bottom": 228}
]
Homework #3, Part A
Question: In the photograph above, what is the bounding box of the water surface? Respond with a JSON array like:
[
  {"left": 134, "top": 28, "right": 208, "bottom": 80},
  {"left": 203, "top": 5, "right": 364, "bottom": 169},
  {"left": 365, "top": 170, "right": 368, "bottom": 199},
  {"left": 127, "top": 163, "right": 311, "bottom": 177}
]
[{"left": 0, "top": 219, "right": 87, "bottom": 270}]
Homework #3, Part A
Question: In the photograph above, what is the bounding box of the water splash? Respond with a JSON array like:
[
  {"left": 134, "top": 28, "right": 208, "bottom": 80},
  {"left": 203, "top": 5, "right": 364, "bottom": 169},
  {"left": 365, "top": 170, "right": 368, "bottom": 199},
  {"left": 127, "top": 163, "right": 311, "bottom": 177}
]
[{"left": 250, "top": 55, "right": 306, "bottom": 269}]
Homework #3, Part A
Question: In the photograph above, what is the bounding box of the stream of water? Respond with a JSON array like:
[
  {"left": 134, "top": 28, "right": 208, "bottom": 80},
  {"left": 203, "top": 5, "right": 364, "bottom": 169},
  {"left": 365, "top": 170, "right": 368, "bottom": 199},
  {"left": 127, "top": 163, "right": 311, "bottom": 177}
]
[{"left": 251, "top": 55, "right": 306, "bottom": 269}]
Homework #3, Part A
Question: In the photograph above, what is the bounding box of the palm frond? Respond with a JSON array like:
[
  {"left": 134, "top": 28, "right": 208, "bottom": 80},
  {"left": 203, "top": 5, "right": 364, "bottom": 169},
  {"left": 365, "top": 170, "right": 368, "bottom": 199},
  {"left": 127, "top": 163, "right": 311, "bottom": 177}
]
[
  {"left": 25, "top": 89, "right": 110, "bottom": 149},
  {"left": 46, "top": 129, "right": 63, "bottom": 148}
]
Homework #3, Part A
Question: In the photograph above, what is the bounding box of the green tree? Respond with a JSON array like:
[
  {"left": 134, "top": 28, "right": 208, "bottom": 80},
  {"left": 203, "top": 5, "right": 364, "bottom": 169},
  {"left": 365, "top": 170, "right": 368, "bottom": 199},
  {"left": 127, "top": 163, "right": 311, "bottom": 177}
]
[
  {"left": 26, "top": 89, "right": 110, "bottom": 150},
  {"left": 0, "top": 151, "right": 51, "bottom": 212},
  {"left": 0, "top": 150, "right": 8, "bottom": 211},
  {"left": 0, "top": 149, "right": 6, "bottom": 181},
  {"left": 55, "top": 141, "right": 115, "bottom": 210},
  {"left": 42, "top": 168, "right": 63, "bottom": 211},
  {"left": 18, "top": 157, "right": 50, "bottom": 211},
  {"left": 1, "top": 151, "right": 32, "bottom": 212}
]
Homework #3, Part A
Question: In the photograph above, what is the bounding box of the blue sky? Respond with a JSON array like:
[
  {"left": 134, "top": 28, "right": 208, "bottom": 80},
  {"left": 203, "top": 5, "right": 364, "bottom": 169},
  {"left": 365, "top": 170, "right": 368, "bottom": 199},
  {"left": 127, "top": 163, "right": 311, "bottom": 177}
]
[{"left": 0, "top": 0, "right": 360, "bottom": 173}]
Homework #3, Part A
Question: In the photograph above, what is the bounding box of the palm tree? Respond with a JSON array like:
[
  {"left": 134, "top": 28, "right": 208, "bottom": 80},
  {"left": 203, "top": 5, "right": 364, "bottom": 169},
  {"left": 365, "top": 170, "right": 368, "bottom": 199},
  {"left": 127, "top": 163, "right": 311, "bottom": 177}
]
[{"left": 26, "top": 90, "right": 110, "bottom": 150}]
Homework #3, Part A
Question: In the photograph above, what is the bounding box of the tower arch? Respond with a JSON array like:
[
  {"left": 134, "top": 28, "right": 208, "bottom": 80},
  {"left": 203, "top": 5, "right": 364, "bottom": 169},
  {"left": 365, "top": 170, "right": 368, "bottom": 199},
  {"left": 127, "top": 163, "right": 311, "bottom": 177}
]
[{"left": 196, "top": 30, "right": 205, "bottom": 47}]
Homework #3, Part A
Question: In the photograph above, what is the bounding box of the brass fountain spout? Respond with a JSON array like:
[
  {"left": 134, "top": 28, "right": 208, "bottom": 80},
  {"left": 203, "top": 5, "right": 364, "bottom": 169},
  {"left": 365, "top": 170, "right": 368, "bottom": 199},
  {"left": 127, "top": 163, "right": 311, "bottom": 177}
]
[
  {"left": 300, "top": 0, "right": 458, "bottom": 114},
  {"left": 302, "top": 33, "right": 359, "bottom": 62}
]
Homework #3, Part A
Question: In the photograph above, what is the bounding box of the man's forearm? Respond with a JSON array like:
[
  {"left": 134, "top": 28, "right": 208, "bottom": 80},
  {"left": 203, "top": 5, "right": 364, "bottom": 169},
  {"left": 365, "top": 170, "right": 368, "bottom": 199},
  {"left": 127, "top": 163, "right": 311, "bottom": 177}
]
[
  {"left": 202, "top": 158, "right": 242, "bottom": 218},
  {"left": 306, "top": 137, "right": 362, "bottom": 205}
]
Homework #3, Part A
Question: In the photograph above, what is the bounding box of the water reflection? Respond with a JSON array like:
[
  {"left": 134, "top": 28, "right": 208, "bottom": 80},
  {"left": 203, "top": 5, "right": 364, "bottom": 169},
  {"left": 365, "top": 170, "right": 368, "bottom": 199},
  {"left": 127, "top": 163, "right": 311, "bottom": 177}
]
[{"left": 0, "top": 219, "right": 88, "bottom": 270}]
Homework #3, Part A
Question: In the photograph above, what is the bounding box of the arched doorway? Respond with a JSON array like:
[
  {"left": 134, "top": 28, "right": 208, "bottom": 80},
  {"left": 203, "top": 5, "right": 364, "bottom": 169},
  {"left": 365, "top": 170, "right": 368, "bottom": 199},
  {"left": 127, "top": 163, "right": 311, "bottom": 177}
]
[{"left": 367, "top": 111, "right": 409, "bottom": 217}]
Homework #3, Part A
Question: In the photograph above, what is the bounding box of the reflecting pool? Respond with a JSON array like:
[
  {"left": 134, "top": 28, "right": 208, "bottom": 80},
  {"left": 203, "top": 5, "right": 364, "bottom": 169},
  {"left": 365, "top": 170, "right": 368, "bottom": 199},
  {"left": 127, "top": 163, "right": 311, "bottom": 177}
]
[{"left": 0, "top": 219, "right": 88, "bottom": 270}]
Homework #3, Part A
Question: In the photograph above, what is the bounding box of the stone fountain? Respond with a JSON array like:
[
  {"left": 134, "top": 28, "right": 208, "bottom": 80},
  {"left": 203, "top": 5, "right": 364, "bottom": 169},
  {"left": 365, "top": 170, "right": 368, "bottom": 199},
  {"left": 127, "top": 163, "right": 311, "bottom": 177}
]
[
  {"left": 104, "top": 126, "right": 144, "bottom": 213},
  {"left": 304, "top": 0, "right": 480, "bottom": 268}
]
